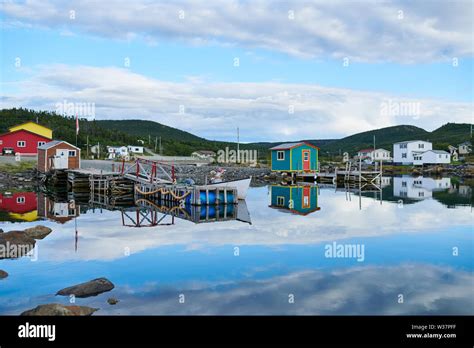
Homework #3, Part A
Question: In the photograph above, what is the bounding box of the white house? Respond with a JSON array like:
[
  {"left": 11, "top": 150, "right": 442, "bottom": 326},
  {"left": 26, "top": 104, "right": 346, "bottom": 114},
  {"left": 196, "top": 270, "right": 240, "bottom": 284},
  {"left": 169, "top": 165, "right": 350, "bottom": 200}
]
[
  {"left": 393, "top": 176, "right": 451, "bottom": 200},
  {"left": 106, "top": 146, "right": 129, "bottom": 160},
  {"left": 357, "top": 148, "right": 391, "bottom": 163},
  {"left": 393, "top": 140, "right": 432, "bottom": 164},
  {"left": 414, "top": 150, "right": 450, "bottom": 165},
  {"left": 128, "top": 145, "right": 144, "bottom": 154},
  {"left": 458, "top": 141, "right": 471, "bottom": 155}
]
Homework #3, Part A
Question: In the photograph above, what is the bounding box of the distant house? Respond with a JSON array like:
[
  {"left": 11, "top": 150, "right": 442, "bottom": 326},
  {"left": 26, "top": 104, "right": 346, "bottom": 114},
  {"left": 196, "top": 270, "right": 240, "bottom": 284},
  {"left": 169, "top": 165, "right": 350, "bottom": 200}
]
[
  {"left": 414, "top": 150, "right": 451, "bottom": 165},
  {"left": 191, "top": 150, "right": 216, "bottom": 159},
  {"left": 107, "top": 146, "right": 129, "bottom": 160},
  {"left": 0, "top": 129, "right": 52, "bottom": 156},
  {"left": 127, "top": 145, "right": 144, "bottom": 154},
  {"left": 270, "top": 142, "right": 319, "bottom": 173},
  {"left": 357, "top": 148, "right": 391, "bottom": 163},
  {"left": 393, "top": 140, "right": 432, "bottom": 165},
  {"left": 393, "top": 176, "right": 451, "bottom": 200},
  {"left": 37, "top": 141, "right": 81, "bottom": 173},
  {"left": 269, "top": 185, "right": 320, "bottom": 215},
  {"left": 458, "top": 141, "right": 472, "bottom": 155}
]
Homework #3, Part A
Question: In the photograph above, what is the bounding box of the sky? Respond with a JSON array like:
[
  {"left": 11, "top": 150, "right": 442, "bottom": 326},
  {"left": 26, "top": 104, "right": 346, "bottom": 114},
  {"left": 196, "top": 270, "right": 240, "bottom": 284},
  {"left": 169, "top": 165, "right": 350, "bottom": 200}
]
[{"left": 0, "top": 0, "right": 473, "bottom": 142}]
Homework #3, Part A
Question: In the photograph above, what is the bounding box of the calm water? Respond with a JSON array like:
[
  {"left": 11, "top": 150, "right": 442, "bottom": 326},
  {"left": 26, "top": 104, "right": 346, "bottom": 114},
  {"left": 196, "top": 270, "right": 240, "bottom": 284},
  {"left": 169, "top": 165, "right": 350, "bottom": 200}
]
[{"left": 0, "top": 176, "right": 472, "bottom": 315}]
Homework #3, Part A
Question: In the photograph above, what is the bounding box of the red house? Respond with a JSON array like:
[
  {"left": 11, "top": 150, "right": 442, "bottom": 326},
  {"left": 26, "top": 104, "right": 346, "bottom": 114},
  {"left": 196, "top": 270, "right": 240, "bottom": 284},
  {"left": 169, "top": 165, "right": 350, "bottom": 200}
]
[
  {"left": 0, "top": 129, "right": 52, "bottom": 156},
  {"left": 0, "top": 192, "right": 38, "bottom": 214}
]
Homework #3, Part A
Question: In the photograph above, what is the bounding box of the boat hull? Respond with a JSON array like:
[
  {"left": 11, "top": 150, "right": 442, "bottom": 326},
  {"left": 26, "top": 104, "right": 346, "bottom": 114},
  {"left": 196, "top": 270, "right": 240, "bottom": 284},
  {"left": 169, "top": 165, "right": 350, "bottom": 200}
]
[{"left": 208, "top": 177, "right": 251, "bottom": 199}]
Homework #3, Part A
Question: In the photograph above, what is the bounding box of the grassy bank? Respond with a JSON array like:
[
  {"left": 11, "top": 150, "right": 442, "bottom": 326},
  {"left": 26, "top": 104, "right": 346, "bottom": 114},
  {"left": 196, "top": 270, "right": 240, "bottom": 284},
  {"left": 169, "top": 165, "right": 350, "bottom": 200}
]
[{"left": 0, "top": 161, "right": 36, "bottom": 173}]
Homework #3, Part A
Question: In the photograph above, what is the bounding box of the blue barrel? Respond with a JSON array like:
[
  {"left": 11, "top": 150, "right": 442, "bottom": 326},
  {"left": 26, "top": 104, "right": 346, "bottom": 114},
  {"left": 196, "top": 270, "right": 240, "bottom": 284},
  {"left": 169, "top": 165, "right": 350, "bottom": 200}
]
[
  {"left": 208, "top": 191, "right": 216, "bottom": 205},
  {"left": 207, "top": 205, "right": 216, "bottom": 219},
  {"left": 218, "top": 191, "right": 225, "bottom": 203},
  {"left": 226, "top": 191, "right": 235, "bottom": 204},
  {"left": 226, "top": 204, "right": 234, "bottom": 215}
]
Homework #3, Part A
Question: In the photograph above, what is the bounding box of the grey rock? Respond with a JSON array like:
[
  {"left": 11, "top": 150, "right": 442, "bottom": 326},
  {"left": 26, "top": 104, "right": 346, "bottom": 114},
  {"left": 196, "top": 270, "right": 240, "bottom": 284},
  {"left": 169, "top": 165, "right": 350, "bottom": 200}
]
[
  {"left": 107, "top": 297, "right": 119, "bottom": 305},
  {"left": 23, "top": 225, "right": 52, "bottom": 240},
  {"left": 0, "top": 231, "right": 36, "bottom": 259},
  {"left": 21, "top": 304, "right": 99, "bottom": 316},
  {"left": 57, "top": 277, "right": 115, "bottom": 298}
]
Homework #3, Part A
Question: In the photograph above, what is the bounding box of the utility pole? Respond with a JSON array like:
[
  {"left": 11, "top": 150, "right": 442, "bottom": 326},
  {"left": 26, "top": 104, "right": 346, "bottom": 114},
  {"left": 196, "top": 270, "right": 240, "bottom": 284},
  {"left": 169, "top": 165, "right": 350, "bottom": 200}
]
[
  {"left": 148, "top": 134, "right": 151, "bottom": 145},
  {"left": 237, "top": 127, "right": 240, "bottom": 163},
  {"left": 154, "top": 136, "right": 158, "bottom": 153},
  {"left": 159, "top": 136, "right": 162, "bottom": 155},
  {"left": 98, "top": 142, "right": 100, "bottom": 159},
  {"left": 86, "top": 135, "right": 89, "bottom": 158}
]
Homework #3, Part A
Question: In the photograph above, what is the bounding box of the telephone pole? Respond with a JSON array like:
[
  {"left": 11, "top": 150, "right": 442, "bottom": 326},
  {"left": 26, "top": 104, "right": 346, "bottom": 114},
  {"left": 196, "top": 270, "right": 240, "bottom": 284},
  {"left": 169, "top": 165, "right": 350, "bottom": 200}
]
[{"left": 237, "top": 127, "right": 240, "bottom": 163}]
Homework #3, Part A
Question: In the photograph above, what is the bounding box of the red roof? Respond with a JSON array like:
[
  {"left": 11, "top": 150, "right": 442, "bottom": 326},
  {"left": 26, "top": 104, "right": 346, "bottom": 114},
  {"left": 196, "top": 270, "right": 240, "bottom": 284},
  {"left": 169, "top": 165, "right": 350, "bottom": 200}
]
[{"left": 358, "top": 148, "right": 374, "bottom": 153}]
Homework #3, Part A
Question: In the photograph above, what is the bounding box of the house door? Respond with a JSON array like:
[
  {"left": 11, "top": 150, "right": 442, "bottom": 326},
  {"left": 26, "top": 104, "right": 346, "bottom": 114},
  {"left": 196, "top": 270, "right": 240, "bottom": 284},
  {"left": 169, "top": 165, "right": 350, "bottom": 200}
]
[
  {"left": 54, "top": 149, "right": 69, "bottom": 169},
  {"left": 302, "top": 150, "right": 310, "bottom": 171},
  {"left": 302, "top": 186, "right": 311, "bottom": 208},
  {"left": 54, "top": 203, "right": 69, "bottom": 217}
]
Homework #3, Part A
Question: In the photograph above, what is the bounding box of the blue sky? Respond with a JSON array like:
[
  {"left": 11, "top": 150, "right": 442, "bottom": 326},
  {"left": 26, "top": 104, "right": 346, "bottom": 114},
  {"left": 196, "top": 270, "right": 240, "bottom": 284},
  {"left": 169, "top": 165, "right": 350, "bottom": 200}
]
[{"left": 0, "top": 0, "right": 472, "bottom": 141}]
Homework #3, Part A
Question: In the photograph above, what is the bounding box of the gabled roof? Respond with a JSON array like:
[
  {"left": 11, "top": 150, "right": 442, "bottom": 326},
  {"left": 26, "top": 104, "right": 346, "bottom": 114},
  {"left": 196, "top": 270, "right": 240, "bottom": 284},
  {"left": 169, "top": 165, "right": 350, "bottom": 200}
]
[
  {"left": 0, "top": 128, "right": 51, "bottom": 139},
  {"left": 270, "top": 141, "right": 320, "bottom": 150},
  {"left": 38, "top": 140, "right": 79, "bottom": 150},
  {"left": 8, "top": 121, "right": 52, "bottom": 132},
  {"left": 358, "top": 148, "right": 374, "bottom": 153},
  {"left": 394, "top": 140, "right": 431, "bottom": 144}
]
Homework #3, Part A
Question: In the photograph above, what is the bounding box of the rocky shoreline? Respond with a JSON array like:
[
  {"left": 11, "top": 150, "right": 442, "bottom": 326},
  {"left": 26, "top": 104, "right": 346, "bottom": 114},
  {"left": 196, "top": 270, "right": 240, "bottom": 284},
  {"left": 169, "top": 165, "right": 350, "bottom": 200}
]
[
  {"left": 0, "top": 169, "right": 37, "bottom": 191},
  {"left": 1, "top": 163, "right": 473, "bottom": 191}
]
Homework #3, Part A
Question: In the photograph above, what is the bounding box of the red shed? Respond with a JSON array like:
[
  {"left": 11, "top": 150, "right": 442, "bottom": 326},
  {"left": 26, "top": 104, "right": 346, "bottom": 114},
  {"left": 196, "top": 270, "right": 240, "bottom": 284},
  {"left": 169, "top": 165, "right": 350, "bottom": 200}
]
[
  {"left": 37, "top": 140, "right": 81, "bottom": 173},
  {"left": 0, "top": 129, "right": 52, "bottom": 156}
]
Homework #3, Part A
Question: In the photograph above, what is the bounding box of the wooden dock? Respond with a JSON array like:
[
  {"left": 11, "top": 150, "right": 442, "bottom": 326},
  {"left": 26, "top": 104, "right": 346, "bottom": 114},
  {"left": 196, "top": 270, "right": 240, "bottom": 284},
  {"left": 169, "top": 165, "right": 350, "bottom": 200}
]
[
  {"left": 317, "top": 159, "right": 383, "bottom": 185},
  {"left": 64, "top": 160, "right": 239, "bottom": 206}
]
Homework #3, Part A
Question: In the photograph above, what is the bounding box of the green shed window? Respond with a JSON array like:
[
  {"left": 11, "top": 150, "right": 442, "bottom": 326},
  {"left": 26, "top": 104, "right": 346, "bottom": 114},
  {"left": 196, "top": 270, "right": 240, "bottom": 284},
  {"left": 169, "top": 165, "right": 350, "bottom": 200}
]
[
  {"left": 277, "top": 151, "right": 285, "bottom": 160},
  {"left": 277, "top": 196, "right": 285, "bottom": 206}
]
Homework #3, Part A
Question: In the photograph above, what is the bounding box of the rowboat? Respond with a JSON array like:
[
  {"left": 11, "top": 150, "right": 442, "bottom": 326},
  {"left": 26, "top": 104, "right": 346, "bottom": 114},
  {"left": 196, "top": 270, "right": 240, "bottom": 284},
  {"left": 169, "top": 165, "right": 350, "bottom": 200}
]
[{"left": 208, "top": 177, "right": 251, "bottom": 199}]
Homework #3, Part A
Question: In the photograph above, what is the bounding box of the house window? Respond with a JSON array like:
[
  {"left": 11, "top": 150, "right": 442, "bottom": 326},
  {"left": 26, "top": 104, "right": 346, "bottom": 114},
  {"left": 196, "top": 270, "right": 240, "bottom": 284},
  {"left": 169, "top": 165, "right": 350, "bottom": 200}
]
[
  {"left": 38, "top": 141, "right": 46, "bottom": 147},
  {"left": 402, "top": 153, "right": 407, "bottom": 158},
  {"left": 303, "top": 152, "right": 309, "bottom": 161},
  {"left": 419, "top": 192, "right": 424, "bottom": 197},
  {"left": 402, "top": 181, "right": 407, "bottom": 187},
  {"left": 16, "top": 196, "right": 25, "bottom": 204},
  {"left": 17, "top": 141, "right": 26, "bottom": 147},
  {"left": 277, "top": 151, "right": 285, "bottom": 160},
  {"left": 276, "top": 196, "right": 285, "bottom": 206},
  {"left": 399, "top": 144, "right": 407, "bottom": 149},
  {"left": 418, "top": 143, "right": 424, "bottom": 149},
  {"left": 0, "top": 140, "right": 2, "bottom": 145},
  {"left": 68, "top": 150, "right": 76, "bottom": 157}
]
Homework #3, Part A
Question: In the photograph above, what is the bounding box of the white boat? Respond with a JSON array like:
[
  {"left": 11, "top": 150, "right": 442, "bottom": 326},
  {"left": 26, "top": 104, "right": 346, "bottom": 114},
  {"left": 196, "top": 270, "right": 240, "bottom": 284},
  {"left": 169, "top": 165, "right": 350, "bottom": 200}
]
[{"left": 208, "top": 177, "right": 251, "bottom": 199}]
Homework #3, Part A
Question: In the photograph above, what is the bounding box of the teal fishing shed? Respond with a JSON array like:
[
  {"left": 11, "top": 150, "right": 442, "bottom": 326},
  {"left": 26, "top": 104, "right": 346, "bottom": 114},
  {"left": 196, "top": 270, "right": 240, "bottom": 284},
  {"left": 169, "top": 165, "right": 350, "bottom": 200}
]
[{"left": 270, "top": 142, "right": 319, "bottom": 173}]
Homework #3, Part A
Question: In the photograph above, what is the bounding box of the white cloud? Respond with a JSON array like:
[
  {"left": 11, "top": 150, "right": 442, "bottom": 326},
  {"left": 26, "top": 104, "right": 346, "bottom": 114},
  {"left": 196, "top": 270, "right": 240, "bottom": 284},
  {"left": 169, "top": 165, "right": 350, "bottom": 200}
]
[
  {"left": 1, "top": 64, "right": 471, "bottom": 141},
  {"left": 1, "top": 0, "right": 472, "bottom": 63}
]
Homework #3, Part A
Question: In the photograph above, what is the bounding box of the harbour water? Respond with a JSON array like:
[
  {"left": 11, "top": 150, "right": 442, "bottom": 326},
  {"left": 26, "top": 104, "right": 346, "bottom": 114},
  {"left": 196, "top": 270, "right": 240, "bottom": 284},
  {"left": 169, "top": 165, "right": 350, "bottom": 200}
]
[{"left": 0, "top": 176, "right": 472, "bottom": 315}]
